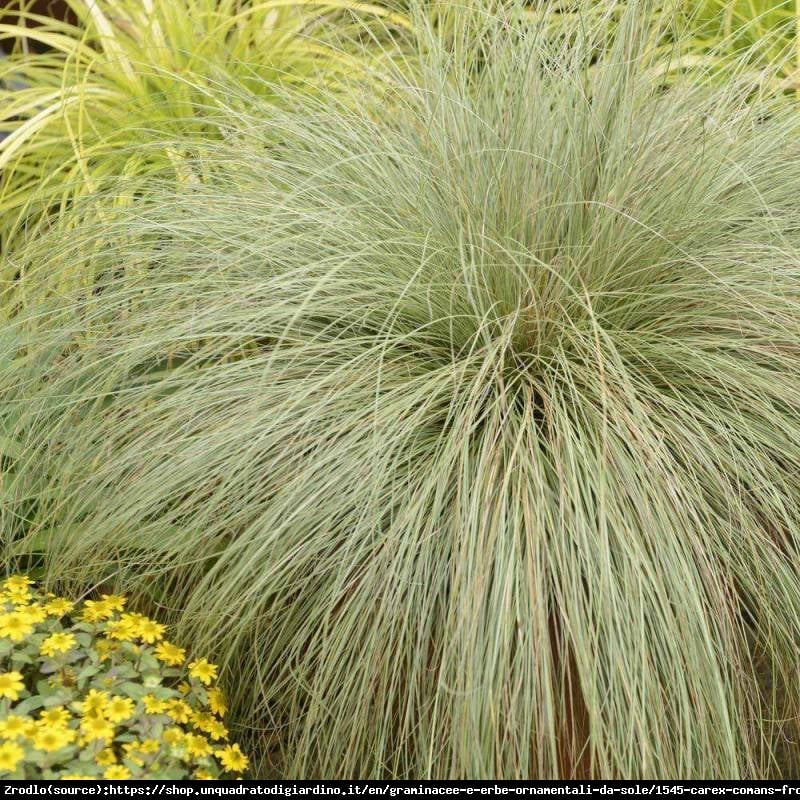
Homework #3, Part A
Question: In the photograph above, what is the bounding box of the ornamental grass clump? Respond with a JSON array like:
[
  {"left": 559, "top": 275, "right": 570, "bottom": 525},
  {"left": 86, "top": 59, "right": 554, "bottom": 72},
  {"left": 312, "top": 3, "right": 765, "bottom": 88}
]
[
  {"left": 4, "top": 0, "right": 800, "bottom": 780},
  {"left": 0, "top": 575, "right": 247, "bottom": 779}
]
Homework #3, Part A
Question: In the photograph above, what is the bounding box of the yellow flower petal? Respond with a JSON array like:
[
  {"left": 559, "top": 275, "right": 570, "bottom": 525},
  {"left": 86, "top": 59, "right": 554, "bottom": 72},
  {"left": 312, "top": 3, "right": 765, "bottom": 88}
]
[
  {"left": 188, "top": 658, "right": 218, "bottom": 685},
  {"left": 0, "top": 741, "right": 24, "bottom": 773},
  {"left": 217, "top": 743, "right": 249, "bottom": 773},
  {"left": 0, "top": 672, "right": 24, "bottom": 701}
]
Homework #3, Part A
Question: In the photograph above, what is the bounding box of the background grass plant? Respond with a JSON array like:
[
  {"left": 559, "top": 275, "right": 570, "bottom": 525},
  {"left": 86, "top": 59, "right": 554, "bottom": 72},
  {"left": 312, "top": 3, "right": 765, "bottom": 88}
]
[
  {"left": 529, "top": 1, "right": 800, "bottom": 92},
  {"left": 662, "top": 1, "right": 800, "bottom": 89},
  {"left": 4, "top": 0, "right": 800, "bottom": 780},
  {"left": 1, "top": 1, "right": 797, "bottom": 280},
  {"left": 0, "top": 0, "right": 409, "bottom": 259}
]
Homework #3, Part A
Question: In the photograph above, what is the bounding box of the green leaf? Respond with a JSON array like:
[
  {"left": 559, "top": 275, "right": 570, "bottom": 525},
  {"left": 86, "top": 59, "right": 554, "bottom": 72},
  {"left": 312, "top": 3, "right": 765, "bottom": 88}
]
[
  {"left": 76, "top": 663, "right": 103, "bottom": 681},
  {"left": 0, "top": 435, "right": 22, "bottom": 459},
  {"left": 14, "top": 695, "right": 45, "bottom": 715}
]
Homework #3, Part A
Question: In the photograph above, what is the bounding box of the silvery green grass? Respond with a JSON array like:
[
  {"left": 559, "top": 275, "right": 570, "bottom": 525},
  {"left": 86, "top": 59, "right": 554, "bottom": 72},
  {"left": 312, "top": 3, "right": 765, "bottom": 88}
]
[{"left": 3, "top": 0, "right": 800, "bottom": 779}]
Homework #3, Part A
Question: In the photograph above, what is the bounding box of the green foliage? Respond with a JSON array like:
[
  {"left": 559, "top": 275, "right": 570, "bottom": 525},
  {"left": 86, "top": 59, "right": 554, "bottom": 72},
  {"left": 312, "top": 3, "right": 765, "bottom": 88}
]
[
  {"left": 0, "top": 0, "right": 409, "bottom": 257},
  {"left": 1, "top": 0, "right": 796, "bottom": 268},
  {"left": 661, "top": 1, "right": 799, "bottom": 88},
  {"left": 0, "top": 575, "right": 247, "bottom": 779},
  {"left": 4, "top": 0, "right": 800, "bottom": 780}
]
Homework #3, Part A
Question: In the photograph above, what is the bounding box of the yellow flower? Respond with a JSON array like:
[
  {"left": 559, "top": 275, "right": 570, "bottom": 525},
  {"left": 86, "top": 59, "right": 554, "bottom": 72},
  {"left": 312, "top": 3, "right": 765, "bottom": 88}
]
[
  {"left": 44, "top": 598, "right": 74, "bottom": 617},
  {"left": 192, "top": 709, "right": 211, "bottom": 726},
  {"left": 33, "top": 726, "right": 76, "bottom": 752},
  {"left": 189, "top": 658, "right": 218, "bottom": 685},
  {"left": 105, "top": 696, "right": 134, "bottom": 724},
  {"left": 4, "top": 576, "right": 33, "bottom": 593},
  {"left": 80, "top": 715, "right": 114, "bottom": 743},
  {"left": 123, "top": 743, "right": 145, "bottom": 767},
  {"left": 104, "top": 765, "right": 131, "bottom": 780},
  {"left": 162, "top": 727, "right": 185, "bottom": 747},
  {"left": 61, "top": 774, "right": 92, "bottom": 780},
  {"left": 3, "top": 577, "right": 33, "bottom": 605},
  {"left": 131, "top": 615, "right": 165, "bottom": 644},
  {"left": 95, "top": 639, "right": 118, "bottom": 660},
  {"left": 166, "top": 699, "right": 192, "bottom": 723},
  {"left": 142, "top": 695, "right": 167, "bottom": 715},
  {"left": 38, "top": 707, "right": 70, "bottom": 728},
  {"left": 193, "top": 712, "right": 228, "bottom": 741},
  {"left": 177, "top": 681, "right": 191, "bottom": 695},
  {"left": 217, "top": 743, "right": 249, "bottom": 773},
  {"left": 0, "top": 715, "right": 30, "bottom": 740},
  {"left": 100, "top": 594, "right": 126, "bottom": 612},
  {"left": 154, "top": 640, "right": 185, "bottom": 666},
  {"left": 40, "top": 632, "right": 76, "bottom": 657},
  {"left": 195, "top": 770, "right": 215, "bottom": 780},
  {"left": 0, "top": 741, "right": 24, "bottom": 773},
  {"left": 0, "top": 613, "right": 33, "bottom": 642},
  {"left": 124, "top": 738, "right": 158, "bottom": 765},
  {"left": 185, "top": 733, "right": 213, "bottom": 758},
  {"left": 17, "top": 605, "right": 46, "bottom": 624},
  {"left": 207, "top": 687, "right": 227, "bottom": 717},
  {"left": 79, "top": 689, "right": 110, "bottom": 716},
  {"left": 0, "top": 672, "right": 24, "bottom": 701},
  {"left": 82, "top": 599, "right": 115, "bottom": 622},
  {"left": 5, "top": 589, "right": 31, "bottom": 605},
  {"left": 104, "top": 618, "right": 137, "bottom": 641},
  {"left": 205, "top": 719, "right": 229, "bottom": 741},
  {"left": 96, "top": 749, "right": 117, "bottom": 766}
]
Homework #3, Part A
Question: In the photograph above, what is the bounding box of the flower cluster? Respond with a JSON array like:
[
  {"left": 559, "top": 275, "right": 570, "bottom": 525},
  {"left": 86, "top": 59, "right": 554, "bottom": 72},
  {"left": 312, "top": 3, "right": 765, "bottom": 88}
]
[{"left": 0, "top": 576, "right": 248, "bottom": 779}]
